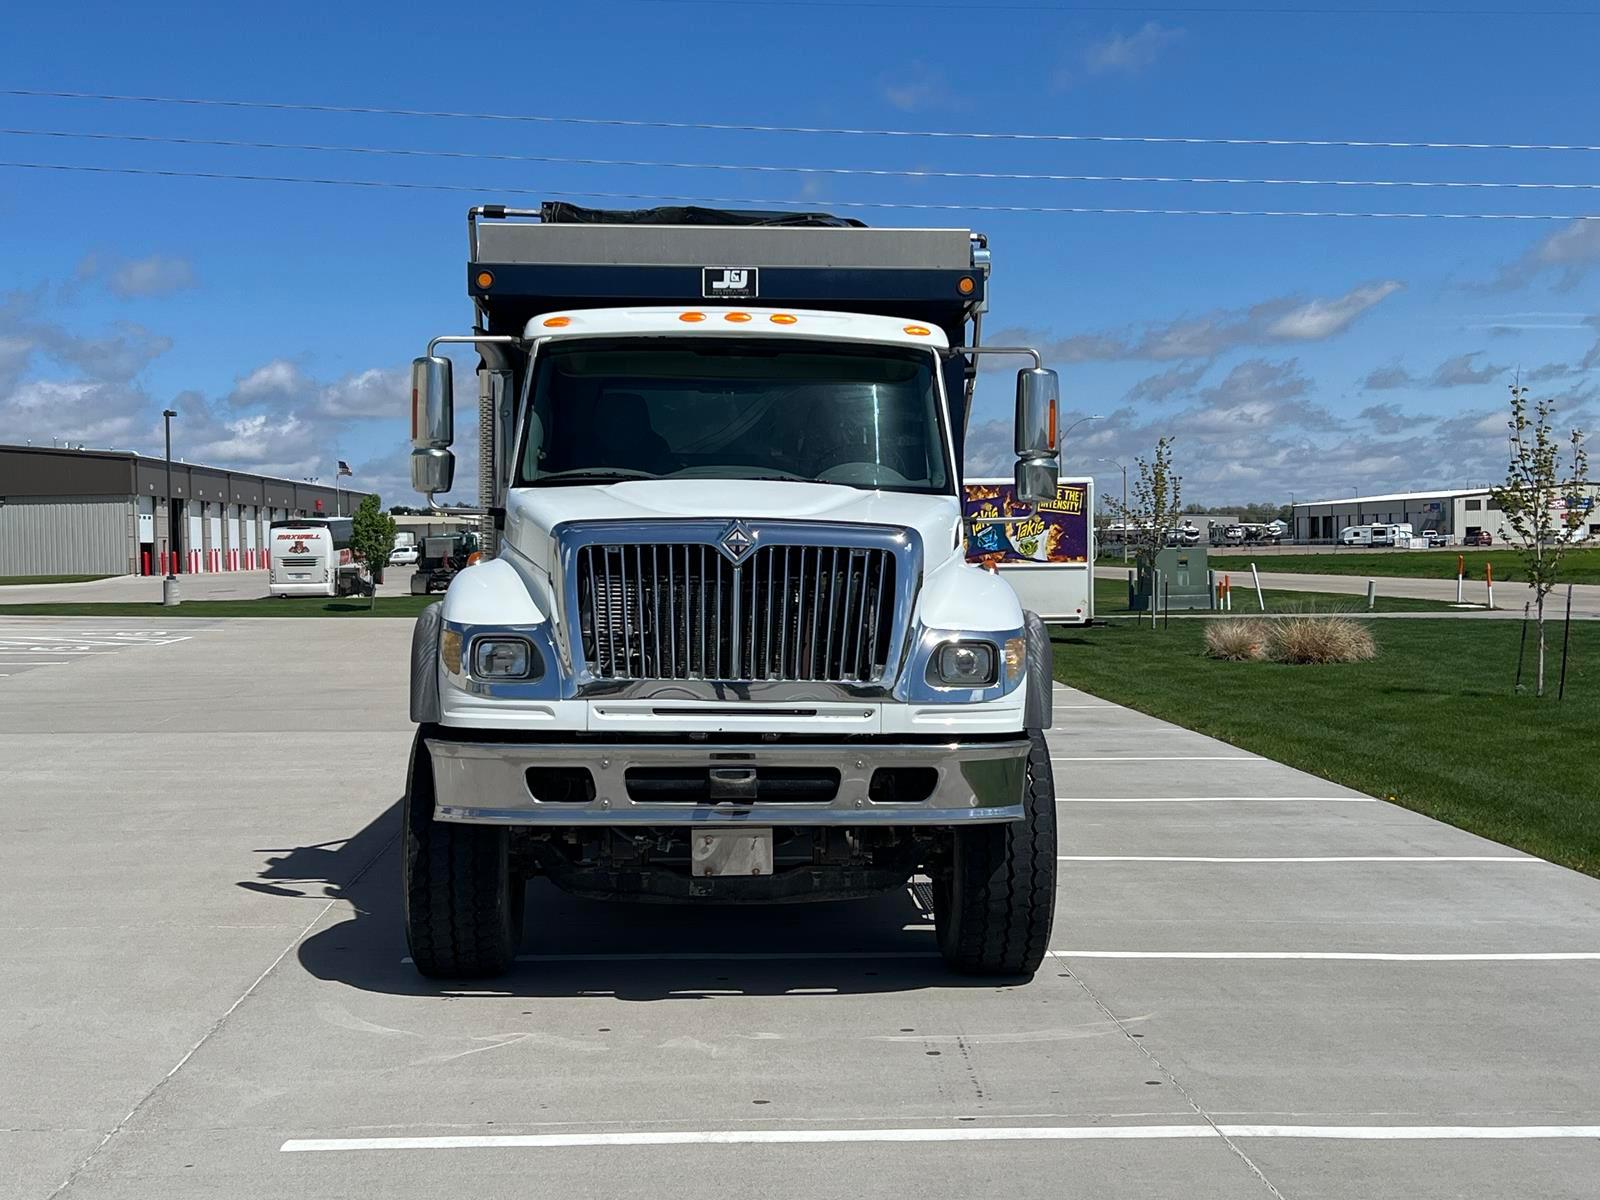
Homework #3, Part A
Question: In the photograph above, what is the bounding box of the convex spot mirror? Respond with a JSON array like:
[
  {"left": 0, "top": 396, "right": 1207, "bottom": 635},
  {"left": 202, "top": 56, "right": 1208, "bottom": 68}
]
[{"left": 411, "top": 447, "right": 455, "bottom": 497}]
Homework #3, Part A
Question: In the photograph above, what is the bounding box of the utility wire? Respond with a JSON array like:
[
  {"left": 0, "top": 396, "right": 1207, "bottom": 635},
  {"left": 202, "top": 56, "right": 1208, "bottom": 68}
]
[
  {"left": 6, "top": 88, "right": 1598, "bottom": 154},
  {"left": 624, "top": 0, "right": 1600, "bottom": 12},
  {"left": 3, "top": 159, "right": 1597, "bottom": 220},
  {"left": 5, "top": 127, "right": 1599, "bottom": 191}
]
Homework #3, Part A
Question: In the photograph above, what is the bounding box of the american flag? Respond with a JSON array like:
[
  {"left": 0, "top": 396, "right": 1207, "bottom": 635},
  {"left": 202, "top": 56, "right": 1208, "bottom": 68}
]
[{"left": 336, "top": 460, "right": 353, "bottom": 477}]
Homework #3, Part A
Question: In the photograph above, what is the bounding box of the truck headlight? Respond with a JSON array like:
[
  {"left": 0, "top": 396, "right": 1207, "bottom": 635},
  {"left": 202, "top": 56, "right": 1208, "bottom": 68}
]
[
  {"left": 927, "top": 640, "right": 998, "bottom": 687},
  {"left": 471, "top": 636, "right": 538, "bottom": 680}
]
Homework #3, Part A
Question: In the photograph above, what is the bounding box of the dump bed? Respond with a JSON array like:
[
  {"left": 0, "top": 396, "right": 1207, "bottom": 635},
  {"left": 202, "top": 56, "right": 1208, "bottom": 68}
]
[
  {"left": 470, "top": 203, "right": 985, "bottom": 334},
  {"left": 464, "top": 202, "right": 992, "bottom": 476}
]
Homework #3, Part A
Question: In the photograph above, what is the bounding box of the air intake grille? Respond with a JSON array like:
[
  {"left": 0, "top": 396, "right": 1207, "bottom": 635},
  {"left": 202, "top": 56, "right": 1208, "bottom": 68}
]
[{"left": 577, "top": 542, "right": 897, "bottom": 683}]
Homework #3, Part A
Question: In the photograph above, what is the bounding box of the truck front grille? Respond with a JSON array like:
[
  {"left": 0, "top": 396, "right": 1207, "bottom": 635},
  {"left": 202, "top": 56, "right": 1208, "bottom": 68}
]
[{"left": 576, "top": 541, "right": 897, "bottom": 684}]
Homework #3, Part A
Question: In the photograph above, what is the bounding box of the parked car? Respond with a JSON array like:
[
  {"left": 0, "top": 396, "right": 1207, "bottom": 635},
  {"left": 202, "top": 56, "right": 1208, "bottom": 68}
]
[
  {"left": 389, "top": 542, "right": 419, "bottom": 566},
  {"left": 1463, "top": 530, "right": 1493, "bottom": 546},
  {"left": 1422, "top": 530, "right": 1448, "bottom": 548}
]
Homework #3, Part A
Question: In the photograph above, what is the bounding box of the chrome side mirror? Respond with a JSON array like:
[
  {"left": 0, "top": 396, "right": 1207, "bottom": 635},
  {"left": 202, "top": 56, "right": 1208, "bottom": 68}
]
[
  {"left": 411, "top": 356, "right": 454, "bottom": 450},
  {"left": 411, "top": 447, "right": 455, "bottom": 497},
  {"left": 1014, "top": 367, "right": 1061, "bottom": 504}
]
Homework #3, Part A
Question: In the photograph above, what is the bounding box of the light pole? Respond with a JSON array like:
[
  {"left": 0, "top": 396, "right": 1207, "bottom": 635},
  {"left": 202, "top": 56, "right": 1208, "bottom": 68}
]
[
  {"left": 162, "top": 409, "right": 180, "bottom": 607},
  {"left": 1099, "top": 457, "right": 1128, "bottom": 563},
  {"left": 1060, "top": 413, "right": 1105, "bottom": 457}
]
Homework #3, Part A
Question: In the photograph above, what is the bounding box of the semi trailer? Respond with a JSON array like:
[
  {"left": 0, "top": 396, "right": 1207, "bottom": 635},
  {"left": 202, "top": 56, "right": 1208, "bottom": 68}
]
[{"left": 403, "top": 203, "right": 1066, "bottom": 979}]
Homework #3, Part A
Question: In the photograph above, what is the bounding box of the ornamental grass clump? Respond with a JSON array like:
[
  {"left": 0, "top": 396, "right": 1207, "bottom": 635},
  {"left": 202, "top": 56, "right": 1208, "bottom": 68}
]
[
  {"left": 1265, "top": 615, "right": 1377, "bottom": 665},
  {"left": 1203, "top": 619, "right": 1271, "bottom": 661},
  {"left": 1204, "top": 615, "right": 1377, "bottom": 665}
]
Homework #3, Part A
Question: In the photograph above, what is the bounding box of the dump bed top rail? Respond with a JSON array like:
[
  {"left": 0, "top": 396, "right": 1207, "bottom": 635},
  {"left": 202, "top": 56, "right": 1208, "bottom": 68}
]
[{"left": 467, "top": 203, "right": 987, "bottom": 341}]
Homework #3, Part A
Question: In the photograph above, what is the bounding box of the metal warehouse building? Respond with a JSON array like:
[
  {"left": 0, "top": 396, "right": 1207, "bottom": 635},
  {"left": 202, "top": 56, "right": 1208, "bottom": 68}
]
[
  {"left": 0, "top": 444, "right": 373, "bottom": 577},
  {"left": 1293, "top": 485, "right": 1600, "bottom": 545}
]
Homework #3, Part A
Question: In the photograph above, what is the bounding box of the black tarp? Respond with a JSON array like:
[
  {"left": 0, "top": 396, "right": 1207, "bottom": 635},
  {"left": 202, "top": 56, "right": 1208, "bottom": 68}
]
[{"left": 539, "top": 202, "right": 866, "bottom": 229}]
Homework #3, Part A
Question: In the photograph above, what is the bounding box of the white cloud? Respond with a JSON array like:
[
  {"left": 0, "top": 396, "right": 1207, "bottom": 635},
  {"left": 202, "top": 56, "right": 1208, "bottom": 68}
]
[
  {"left": 1491, "top": 219, "right": 1600, "bottom": 290},
  {"left": 1263, "top": 282, "right": 1405, "bottom": 341},
  {"left": 1430, "top": 352, "right": 1507, "bottom": 388},
  {"left": 881, "top": 62, "right": 958, "bottom": 113},
  {"left": 108, "top": 255, "right": 196, "bottom": 298},
  {"left": 1084, "top": 22, "right": 1184, "bottom": 75},
  {"left": 988, "top": 280, "right": 1404, "bottom": 367}
]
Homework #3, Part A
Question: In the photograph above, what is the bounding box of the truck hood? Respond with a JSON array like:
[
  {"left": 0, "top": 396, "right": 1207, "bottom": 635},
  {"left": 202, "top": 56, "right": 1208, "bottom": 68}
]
[{"left": 504, "top": 479, "right": 962, "bottom": 569}]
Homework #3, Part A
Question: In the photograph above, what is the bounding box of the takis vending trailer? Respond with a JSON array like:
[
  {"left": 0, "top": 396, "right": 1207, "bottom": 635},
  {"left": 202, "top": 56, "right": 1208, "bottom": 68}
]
[{"left": 964, "top": 477, "right": 1094, "bottom": 624}]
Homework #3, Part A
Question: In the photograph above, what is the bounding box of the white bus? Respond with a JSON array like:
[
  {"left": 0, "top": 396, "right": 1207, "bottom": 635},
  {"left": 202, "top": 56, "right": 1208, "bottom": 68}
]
[{"left": 268, "top": 517, "right": 365, "bottom": 597}]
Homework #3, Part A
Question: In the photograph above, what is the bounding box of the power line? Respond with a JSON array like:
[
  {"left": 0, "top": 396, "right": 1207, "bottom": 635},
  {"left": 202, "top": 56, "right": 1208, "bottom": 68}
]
[
  {"left": 3, "top": 159, "right": 1597, "bottom": 220},
  {"left": 626, "top": 0, "right": 1600, "bottom": 11},
  {"left": 6, "top": 126, "right": 1600, "bottom": 191},
  {"left": 6, "top": 88, "right": 1598, "bottom": 154}
]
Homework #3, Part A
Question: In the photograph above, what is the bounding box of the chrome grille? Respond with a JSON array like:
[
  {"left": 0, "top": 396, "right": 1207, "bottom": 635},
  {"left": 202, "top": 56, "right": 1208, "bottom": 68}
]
[{"left": 577, "top": 541, "right": 898, "bottom": 684}]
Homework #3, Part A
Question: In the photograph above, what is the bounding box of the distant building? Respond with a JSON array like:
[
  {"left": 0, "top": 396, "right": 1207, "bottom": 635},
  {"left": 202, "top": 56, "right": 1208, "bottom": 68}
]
[
  {"left": 1293, "top": 486, "right": 1600, "bottom": 545},
  {"left": 0, "top": 444, "right": 373, "bottom": 577}
]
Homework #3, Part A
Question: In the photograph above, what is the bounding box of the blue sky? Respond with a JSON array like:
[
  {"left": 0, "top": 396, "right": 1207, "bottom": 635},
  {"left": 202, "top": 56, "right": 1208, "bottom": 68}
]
[{"left": 3, "top": 0, "right": 1598, "bottom": 507}]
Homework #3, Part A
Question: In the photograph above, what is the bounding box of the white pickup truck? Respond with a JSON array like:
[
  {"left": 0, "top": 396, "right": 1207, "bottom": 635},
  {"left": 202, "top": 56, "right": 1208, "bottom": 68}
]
[{"left": 403, "top": 203, "right": 1065, "bottom": 979}]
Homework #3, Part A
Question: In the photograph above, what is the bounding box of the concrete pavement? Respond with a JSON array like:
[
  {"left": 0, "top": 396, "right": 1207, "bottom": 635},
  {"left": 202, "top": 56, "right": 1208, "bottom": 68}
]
[
  {"left": 0, "top": 569, "right": 415, "bottom": 603},
  {"left": 4, "top": 617, "right": 1599, "bottom": 1199}
]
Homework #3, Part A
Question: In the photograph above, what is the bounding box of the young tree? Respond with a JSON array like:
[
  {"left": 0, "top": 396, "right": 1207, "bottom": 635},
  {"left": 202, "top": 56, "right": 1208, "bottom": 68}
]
[
  {"left": 1105, "top": 436, "right": 1184, "bottom": 568},
  {"left": 1491, "top": 382, "right": 1591, "bottom": 696},
  {"left": 350, "top": 494, "right": 398, "bottom": 608}
]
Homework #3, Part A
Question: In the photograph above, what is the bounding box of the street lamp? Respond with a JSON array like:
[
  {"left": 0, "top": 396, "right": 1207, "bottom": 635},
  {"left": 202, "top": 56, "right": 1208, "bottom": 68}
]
[
  {"left": 162, "top": 409, "right": 179, "bottom": 607},
  {"left": 1060, "top": 413, "right": 1105, "bottom": 458},
  {"left": 1099, "top": 456, "right": 1128, "bottom": 563}
]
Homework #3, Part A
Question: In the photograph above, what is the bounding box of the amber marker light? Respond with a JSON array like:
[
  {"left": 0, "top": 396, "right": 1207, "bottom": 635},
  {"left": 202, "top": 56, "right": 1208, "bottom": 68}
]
[
  {"left": 680, "top": 311, "right": 706, "bottom": 322},
  {"left": 542, "top": 316, "right": 571, "bottom": 328},
  {"left": 957, "top": 276, "right": 975, "bottom": 295},
  {"left": 724, "top": 312, "right": 752, "bottom": 322},
  {"left": 770, "top": 313, "right": 798, "bottom": 325},
  {"left": 903, "top": 325, "right": 932, "bottom": 337},
  {"left": 475, "top": 271, "right": 494, "bottom": 289}
]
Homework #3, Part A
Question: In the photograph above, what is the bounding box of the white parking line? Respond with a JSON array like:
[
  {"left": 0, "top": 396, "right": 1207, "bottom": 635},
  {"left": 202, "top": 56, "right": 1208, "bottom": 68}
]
[
  {"left": 280, "top": 1124, "right": 1600, "bottom": 1152},
  {"left": 1057, "top": 855, "right": 1538, "bottom": 864},
  {"left": 1052, "top": 951, "right": 1600, "bottom": 961},
  {"left": 1052, "top": 756, "right": 1265, "bottom": 763},
  {"left": 1056, "top": 796, "right": 1375, "bottom": 804}
]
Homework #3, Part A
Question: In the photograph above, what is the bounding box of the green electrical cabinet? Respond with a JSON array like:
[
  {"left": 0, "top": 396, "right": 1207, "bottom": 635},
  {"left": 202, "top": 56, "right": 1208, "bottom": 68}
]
[{"left": 1129, "top": 547, "right": 1214, "bottom": 612}]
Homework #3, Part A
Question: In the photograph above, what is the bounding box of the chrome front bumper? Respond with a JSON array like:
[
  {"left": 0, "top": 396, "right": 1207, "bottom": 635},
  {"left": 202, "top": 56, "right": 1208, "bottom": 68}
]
[{"left": 426, "top": 737, "right": 1029, "bottom": 827}]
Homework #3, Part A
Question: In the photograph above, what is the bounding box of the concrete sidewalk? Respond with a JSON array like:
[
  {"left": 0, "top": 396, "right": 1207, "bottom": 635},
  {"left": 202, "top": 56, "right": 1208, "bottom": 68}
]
[{"left": 1095, "top": 564, "right": 1600, "bottom": 619}]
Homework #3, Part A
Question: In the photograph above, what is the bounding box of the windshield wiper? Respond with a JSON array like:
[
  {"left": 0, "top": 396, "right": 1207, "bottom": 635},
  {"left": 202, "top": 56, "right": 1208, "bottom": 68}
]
[{"left": 528, "top": 469, "right": 660, "bottom": 485}]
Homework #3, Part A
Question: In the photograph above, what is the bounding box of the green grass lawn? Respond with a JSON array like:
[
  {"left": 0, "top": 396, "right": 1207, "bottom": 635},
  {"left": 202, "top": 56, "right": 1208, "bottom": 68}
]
[
  {"left": 1207, "top": 547, "right": 1600, "bottom": 584},
  {"left": 1052, "top": 617, "right": 1599, "bottom": 876},
  {"left": 0, "top": 574, "right": 118, "bottom": 586},
  {"left": 1091, "top": 576, "right": 1455, "bottom": 615},
  {"left": 0, "top": 596, "right": 436, "bottom": 618}
]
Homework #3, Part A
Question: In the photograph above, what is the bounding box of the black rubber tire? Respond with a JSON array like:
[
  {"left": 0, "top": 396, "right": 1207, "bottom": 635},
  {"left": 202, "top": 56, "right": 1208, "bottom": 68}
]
[
  {"left": 402, "top": 727, "right": 524, "bottom": 979},
  {"left": 934, "top": 730, "right": 1057, "bottom": 977}
]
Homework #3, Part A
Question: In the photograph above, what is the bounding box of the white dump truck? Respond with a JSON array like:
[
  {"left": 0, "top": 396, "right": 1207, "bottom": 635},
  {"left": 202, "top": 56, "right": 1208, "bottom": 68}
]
[{"left": 403, "top": 203, "right": 1065, "bottom": 979}]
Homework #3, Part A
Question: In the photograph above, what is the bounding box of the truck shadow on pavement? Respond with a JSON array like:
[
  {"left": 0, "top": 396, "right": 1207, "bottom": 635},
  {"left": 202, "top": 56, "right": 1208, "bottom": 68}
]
[{"left": 244, "top": 801, "right": 999, "bottom": 1000}]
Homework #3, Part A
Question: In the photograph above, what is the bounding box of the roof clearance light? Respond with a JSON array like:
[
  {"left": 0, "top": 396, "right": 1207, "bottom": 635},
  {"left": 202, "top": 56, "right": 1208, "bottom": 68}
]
[
  {"left": 957, "top": 276, "right": 975, "bottom": 295},
  {"left": 680, "top": 311, "right": 706, "bottom": 323},
  {"left": 542, "top": 316, "right": 571, "bottom": 328},
  {"left": 476, "top": 271, "right": 494, "bottom": 289},
  {"left": 725, "top": 312, "right": 752, "bottom": 323},
  {"left": 770, "top": 313, "right": 798, "bottom": 325},
  {"left": 904, "top": 325, "right": 932, "bottom": 337}
]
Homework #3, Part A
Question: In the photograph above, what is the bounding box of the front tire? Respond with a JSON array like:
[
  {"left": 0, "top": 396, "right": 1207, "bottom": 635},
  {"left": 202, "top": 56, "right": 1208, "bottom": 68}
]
[
  {"left": 934, "top": 730, "right": 1057, "bottom": 977},
  {"left": 402, "top": 728, "right": 523, "bottom": 978}
]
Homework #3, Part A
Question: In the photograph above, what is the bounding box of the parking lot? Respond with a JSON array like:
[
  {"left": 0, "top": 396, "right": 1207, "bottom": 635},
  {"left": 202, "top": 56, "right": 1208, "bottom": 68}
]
[{"left": 5, "top": 617, "right": 1599, "bottom": 1200}]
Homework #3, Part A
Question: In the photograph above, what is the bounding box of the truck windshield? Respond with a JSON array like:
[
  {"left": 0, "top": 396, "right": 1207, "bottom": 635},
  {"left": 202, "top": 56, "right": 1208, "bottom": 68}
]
[{"left": 516, "top": 338, "right": 952, "bottom": 494}]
